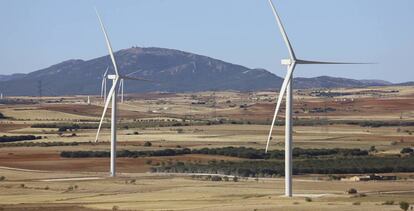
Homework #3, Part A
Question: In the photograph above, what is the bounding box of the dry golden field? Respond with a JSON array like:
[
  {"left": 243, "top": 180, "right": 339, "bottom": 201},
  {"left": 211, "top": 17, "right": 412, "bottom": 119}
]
[{"left": 0, "top": 86, "right": 413, "bottom": 210}]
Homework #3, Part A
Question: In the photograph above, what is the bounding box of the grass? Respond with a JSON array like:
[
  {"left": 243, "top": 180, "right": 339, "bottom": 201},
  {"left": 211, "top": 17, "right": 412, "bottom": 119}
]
[{"left": 0, "top": 87, "right": 413, "bottom": 210}]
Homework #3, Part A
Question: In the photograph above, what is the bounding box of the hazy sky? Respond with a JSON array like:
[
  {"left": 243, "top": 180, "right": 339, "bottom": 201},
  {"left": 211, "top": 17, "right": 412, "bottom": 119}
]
[{"left": 0, "top": 0, "right": 413, "bottom": 82}]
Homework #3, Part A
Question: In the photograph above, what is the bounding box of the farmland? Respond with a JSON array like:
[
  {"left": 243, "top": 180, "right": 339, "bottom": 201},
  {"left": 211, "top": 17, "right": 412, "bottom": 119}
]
[{"left": 0, "top": 86, "right": 413, "bottom": 210}]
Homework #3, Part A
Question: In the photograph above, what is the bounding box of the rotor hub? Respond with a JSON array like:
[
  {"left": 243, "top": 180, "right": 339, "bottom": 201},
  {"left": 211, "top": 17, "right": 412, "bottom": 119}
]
[
  {"left": 281, "top": 59, "right": 293, "bottom": 66},
  {"left": 107, "top": 74, "right": 117, "bottom": 80}
]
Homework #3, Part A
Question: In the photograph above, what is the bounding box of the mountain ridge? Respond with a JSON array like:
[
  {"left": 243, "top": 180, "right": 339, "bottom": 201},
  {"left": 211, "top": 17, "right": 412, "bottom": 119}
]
[{"left": 0, "top": 47, "right": 410, "bottom": 96}]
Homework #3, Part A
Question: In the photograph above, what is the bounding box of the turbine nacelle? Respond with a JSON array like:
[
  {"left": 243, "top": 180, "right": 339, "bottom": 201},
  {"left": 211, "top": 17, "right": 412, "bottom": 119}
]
[
  {"left": 281, "top": 59, "right": 294, "bottom": 66},
  {"left": 107, "top": 74, "right": 117, "bottom": 80}
]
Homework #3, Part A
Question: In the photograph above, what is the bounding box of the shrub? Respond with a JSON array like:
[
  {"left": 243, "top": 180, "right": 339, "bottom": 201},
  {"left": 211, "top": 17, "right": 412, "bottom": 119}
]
[
  {"left": 401, "top": 148, "right": 414, "bottom": 154},
  {"left": 382, "top": 200, "right": 394, "bottom": 205},
  {"left": 112, "top": 205, "right": 119, "bottom": 211},
  {"left": 0, "top": 176, "right": 5, "bottom": 181},
  {"left": 399, "top": 201, "right": 410, "bottom": 211},
  {"left": 144, "top": 141, "right": 152, "bottom": 147},
  {"left": 211, "top": 176, "right": 222, "bottom": 181},
  {"left": 353, "top": 202, "right": 361, "bottom": 205},
  {"left": 233, "top": 177, "right": 239, "bottom": 182},
  {"left": 305, "top": 197, "right": 312, "bottom": 202},
  {"left": 347, "top": 188, "right": 358, "bottom": 194}
]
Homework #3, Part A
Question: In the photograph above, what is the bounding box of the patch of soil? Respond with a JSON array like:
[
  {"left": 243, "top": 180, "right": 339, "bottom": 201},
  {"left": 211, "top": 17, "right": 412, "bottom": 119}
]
[{"left": 0, "top": 204, "right": 98, "bottom": 211}]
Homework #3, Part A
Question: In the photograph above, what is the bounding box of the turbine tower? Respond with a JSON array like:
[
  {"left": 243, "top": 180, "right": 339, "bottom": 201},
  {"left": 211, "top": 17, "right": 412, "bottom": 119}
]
[
  {"left": 265, "top": 0, "right": 372, "bottom": 197},
  {"left": 101, "top": 67, "right": 109, "bottom": 102},
  {"left": 94, "top": 8, "right": 152, "bottom": 177},
  {"left": 117, "top": 70, "right": 142, "bottom": 104}
]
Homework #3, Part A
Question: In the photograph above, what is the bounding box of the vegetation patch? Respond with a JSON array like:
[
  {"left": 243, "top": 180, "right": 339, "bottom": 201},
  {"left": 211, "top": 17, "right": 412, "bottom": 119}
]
[
  {"left": 0, "top": 141, "right": 80, "bottom": 148},
  {"left": 152, "top": 155, "right": 414, "bottom": 177},
  {"left": 60, "top": 147, "right": 368, "bottom": 159},
  {"left": 0, "top": 135, "right": 42, "bottom": 143}
]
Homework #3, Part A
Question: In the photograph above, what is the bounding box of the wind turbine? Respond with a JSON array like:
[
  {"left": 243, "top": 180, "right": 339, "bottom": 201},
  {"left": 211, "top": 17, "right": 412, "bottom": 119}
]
[
  {"left": 94, "top": 8, "right": 152, "bottom": 177},
  {"left": 264, "top": 0, "right": 372, "bottom": 197},
  {"left": 117, "top": 70, "right": 142, "bottom": 104},
  {"left": 100, "top": 67, "right": 109, "bottom": 102}
]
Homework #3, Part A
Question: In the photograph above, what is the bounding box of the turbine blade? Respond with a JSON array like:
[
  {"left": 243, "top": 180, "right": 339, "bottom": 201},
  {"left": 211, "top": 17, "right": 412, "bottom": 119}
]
[
  {"left": 265, "top": 63, "right": 296, "bottom": 153},
  {"left": 104, "top": 66, "right": 109, "bottom": 76},
  {"left": 122, "top": 75, "right": 155, "bottom": 83},
  {"left": 95, "top": 8, "right": 120, "bottom": 76},
  {"left": 125, "top": 70, "right": 142, "bottom": 77},
  {"left": 268, "top": 0, "right": 296, "bottom": 60},
  {"left": 296, "top": 59, "right": 375, "bottom": 65},
  {"left": 95, "top": 78, "right": 119, "bottom": 142}
]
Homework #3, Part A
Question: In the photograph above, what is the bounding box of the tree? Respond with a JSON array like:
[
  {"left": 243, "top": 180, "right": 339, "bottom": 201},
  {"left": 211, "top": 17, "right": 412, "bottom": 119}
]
[
  {"left": 399, "top": 201, "right": 409, "bottom": 211},
  {"left": 401, "top": 148, "right": 414, "bottom": 154}
]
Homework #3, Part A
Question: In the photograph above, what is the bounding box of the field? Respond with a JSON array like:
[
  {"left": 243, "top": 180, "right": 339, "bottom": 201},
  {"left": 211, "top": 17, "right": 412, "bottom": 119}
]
[{"left": 0, "top": 86, "right": 413, "bottom": 210}]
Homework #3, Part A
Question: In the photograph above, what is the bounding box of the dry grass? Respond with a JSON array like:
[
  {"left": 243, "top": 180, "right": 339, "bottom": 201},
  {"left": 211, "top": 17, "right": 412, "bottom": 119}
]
[{"left": 0, "top": 86, "right": 414, "bottom": 210}]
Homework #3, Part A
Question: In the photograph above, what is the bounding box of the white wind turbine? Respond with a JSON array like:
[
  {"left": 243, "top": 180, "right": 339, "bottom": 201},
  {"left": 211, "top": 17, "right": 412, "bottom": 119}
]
[
  {"left": 100, "top": 66, "right": 109, "bottom": 102},
  {"left": 94, "top": 9, "right": 152, "bottom": 177},
  {"left": 264, "top": 0, "right": 372, "bottom": 197},
  {"left": 117, "top": 70, "right": 142, "bottom": 104}
]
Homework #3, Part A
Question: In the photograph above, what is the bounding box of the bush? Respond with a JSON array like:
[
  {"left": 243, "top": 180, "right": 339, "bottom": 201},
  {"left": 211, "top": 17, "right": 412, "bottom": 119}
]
[
  {"left": 0, "top": 176, "right": 5, "bottom": 181},
  {"left": 347, "top": 188, "right": 358, "bottom": 194},
  {"left": 353, "top": 202, "right": 361, "bottom": 205},
  {"left": 399, "top": 201, "right": 410, "bottom": 211},
  {"left": 401, "top": 148, "right": 414, "bottom": 154},
  {"left": 233, "top": 177, "right": 239, "bottom": 182},
  {"left": 305, "top": 197, "right": 312, "bottom": 202},
  {"left": 211, "top": 176, "right": 222, "bottom": 181},
  {"left": 382, "top": 200, "right": 394, "bottom": 205},
  {"left": 144, "top": 141, "right": 152, "bottom": 147}
]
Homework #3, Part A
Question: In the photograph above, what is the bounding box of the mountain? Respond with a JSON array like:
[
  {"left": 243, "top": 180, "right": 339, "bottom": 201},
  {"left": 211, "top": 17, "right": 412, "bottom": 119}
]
[
  {"left": 0, "top": 47, "right": 284, "bottom": 96},
  {"left": 0, "top": 47, "right": 405, "bottom": 96},
  {"left": 395, "top": 81, "right": 414, "bottom": 86},
  {"left": 0, "top": 73, "right": 26, "bottom": 82},
  {"left": 294, "top": 76, "right": 393, "bottom": 89}
]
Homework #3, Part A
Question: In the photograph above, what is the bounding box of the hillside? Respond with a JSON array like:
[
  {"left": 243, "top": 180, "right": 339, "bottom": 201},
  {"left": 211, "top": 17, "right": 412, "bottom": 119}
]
[{"left": 0, "top": 47, "right": 405, "bottom": 96}]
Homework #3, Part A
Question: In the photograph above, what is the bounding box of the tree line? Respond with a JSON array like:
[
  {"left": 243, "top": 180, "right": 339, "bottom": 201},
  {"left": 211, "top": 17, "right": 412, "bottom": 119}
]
[
  {"left": 0, "top": 135, "right": 42, "bottom": 143},
  {"left": 152, "top": 155, "right": 414, "bottom": 177},
  {"left": 60, "top": 147, "right": 368, "bottom": 159}
]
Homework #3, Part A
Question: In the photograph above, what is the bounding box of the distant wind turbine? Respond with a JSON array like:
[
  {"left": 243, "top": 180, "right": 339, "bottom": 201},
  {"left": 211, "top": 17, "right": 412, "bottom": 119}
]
[
  {"left": 94, "top": 8, "right": 153, "bottom": 177},
  {"left": 117, "top": 70, "right": 142, "bottom": 104},
  {"left": 265, "top": 0, "right": 373, "bottom": 197},
  {"left": 100, "top": 67, "right": 109, "bottom": 103}
]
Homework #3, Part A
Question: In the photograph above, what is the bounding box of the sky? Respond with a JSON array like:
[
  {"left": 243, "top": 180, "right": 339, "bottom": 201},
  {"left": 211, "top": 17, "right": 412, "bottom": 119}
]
[{"left": 0, "top": 0, "right": 413, "bottom": 83}]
